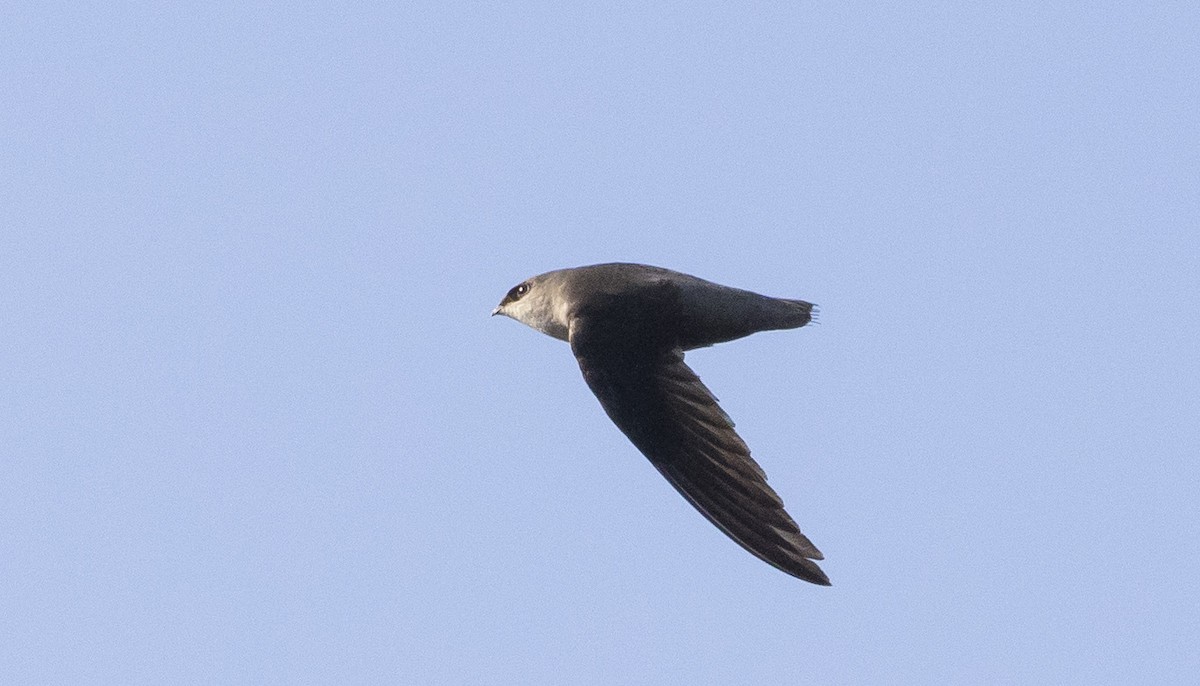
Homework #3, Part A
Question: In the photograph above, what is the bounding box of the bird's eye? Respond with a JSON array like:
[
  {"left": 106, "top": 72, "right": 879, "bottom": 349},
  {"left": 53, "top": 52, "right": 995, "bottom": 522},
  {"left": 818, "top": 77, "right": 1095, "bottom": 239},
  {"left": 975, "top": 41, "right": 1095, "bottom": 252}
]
[{"left": 503, "top": 282, "right": 530, "bottom": 305}]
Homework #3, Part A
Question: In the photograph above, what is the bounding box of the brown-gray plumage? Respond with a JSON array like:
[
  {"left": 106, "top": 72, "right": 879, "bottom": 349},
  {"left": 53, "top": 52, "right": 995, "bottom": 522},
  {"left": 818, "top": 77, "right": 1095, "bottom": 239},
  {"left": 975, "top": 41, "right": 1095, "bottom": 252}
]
[{"left": 492, "top": 263, "right": 829, "bottom": 585}]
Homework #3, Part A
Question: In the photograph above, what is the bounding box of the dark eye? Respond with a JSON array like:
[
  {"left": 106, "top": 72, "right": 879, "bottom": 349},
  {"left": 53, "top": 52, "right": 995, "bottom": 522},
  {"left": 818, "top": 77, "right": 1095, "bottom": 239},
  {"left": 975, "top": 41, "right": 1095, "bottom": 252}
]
[{"left": 503, "top": 282, "right": 530, "bottom": 305}]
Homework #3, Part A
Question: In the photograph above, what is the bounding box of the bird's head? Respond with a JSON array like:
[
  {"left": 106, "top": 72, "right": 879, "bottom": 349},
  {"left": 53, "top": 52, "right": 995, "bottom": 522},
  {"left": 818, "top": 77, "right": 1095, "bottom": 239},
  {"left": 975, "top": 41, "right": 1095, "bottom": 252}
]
[{"left": 491, "top": 272, "right": 571, "bottom": 341}]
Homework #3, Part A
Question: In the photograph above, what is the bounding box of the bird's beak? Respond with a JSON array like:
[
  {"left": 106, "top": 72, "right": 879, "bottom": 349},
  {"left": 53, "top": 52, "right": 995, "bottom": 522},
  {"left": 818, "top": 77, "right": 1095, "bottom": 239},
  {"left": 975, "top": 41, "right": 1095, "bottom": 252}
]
[{"left": 491, "top": 306, "right": 502, "bottom": 317}]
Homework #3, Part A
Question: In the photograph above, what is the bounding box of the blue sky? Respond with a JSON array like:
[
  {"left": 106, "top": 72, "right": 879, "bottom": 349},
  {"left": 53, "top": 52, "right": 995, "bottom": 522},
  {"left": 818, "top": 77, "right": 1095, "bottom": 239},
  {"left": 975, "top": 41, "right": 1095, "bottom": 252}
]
[{"left": 3, "top": 2, "right": 1198, "bottom": 683}]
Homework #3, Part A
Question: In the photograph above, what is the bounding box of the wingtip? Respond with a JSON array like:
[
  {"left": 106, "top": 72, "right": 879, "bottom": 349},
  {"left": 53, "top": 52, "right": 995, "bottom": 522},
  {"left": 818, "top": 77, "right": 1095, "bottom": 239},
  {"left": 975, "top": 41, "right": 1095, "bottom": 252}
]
[
  {"left": 787, "top": 560, "right": 832, "bottom": 586},
  {"left": 774, "top": 541, "right": 830, "bottom": 585}
]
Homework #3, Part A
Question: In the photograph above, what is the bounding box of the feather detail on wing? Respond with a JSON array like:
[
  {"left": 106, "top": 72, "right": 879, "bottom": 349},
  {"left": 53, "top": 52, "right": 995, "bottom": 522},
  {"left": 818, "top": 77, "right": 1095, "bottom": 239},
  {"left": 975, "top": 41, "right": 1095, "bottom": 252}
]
[{"left": 569, "top": 294, "right": 829, "bottom": 585}]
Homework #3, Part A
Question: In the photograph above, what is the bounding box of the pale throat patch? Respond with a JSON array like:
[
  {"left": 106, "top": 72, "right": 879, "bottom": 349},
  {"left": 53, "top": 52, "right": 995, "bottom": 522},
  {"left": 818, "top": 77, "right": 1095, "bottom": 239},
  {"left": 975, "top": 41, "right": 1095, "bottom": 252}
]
[{"left": 505, "top": 289, "right": 571, "bottom": 341}]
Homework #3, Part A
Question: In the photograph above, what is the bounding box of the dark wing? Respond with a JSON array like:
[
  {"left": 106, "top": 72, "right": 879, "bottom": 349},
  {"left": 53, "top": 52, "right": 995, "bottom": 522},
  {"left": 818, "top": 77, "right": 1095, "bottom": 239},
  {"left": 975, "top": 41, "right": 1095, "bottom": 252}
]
[{"left": 568, "top": 285, "right": 829, "bottom": 585}]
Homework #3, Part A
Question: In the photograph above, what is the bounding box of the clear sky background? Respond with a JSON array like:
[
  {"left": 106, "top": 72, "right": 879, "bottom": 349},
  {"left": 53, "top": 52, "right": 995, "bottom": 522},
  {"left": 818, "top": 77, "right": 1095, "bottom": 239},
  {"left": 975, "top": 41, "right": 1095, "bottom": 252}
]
[{"left": 3, "top": 2, "right": 1198, "bottom": 684}]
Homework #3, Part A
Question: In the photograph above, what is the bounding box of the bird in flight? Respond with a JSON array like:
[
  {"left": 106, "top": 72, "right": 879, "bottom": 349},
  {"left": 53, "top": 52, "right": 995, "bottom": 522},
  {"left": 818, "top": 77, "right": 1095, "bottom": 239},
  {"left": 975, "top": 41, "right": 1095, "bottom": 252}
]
[{"left": 492, "top": 263, "right": 829, "bottom": 585}]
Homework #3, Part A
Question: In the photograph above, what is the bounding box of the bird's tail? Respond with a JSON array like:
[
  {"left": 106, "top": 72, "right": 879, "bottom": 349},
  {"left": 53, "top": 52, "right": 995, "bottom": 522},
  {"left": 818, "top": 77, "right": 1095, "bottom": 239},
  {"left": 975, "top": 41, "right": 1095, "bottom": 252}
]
[
  {"left": 677, "top": 290, "right": 815, "bottom": 349},
  {"left": 768, "top": 298, "right": 815, "bottom": 330}
]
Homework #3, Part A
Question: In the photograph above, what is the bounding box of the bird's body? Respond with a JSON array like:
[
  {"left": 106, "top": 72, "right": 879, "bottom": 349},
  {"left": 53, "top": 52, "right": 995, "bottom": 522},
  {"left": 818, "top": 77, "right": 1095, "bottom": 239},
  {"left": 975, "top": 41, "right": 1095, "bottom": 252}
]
[{"left": 493, "top": 263, "right": 829, "bottom": 585}]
